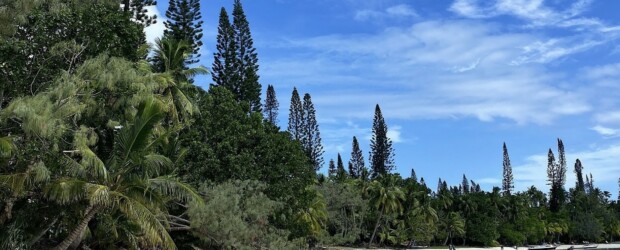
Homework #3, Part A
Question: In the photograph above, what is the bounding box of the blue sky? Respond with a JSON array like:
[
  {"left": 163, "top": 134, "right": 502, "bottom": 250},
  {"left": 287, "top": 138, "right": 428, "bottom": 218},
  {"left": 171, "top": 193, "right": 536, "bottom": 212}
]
[{"left": 145, "top": 0, "right": 620, "bottom": 194}]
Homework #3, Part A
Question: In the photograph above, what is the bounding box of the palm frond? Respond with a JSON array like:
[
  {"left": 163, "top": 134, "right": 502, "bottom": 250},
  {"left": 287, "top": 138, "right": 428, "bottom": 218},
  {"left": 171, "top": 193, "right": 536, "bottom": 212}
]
[
  {"left": 116, "top": 99, "right": 164, "bottom": 161},
  {"left": 44, "top": 179, "right": 87, "bottom": 205},
  {"left": 111, "top": 191, "right": 176, "bottom": 250},
  {"left": 31, "top": 161, "right": 51, "bottom": 183},
  {"left": 147, "top": 176, "right": 203, "bottom": 206},
  {"left": 0, "top": 136, "right": 15, "bottom": 158},
  {"left": 86, "top": 183, "right": 111, "bottom": 207},
  {"left": 0, "top": 173, "right": 28, "bottom": 194},
  {"left": 141, "top": 154, "right": 173, "bottom": 177},
  {"left": 0, "top": 161, "right": 49, "bottom": 194},
  {"left": 181, "top": 66, "right": 208, "bottom": 78}
]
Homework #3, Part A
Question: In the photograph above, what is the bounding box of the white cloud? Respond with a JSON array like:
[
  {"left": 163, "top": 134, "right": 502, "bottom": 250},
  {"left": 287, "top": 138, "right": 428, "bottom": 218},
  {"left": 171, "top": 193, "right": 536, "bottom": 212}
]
[
  {"left": 355, "top": 4, "right": 418, "bottom": 21},
  {"left": 449, "top": 0, "right": 595, "bottom": 28},
  {"left": 510, "top": 38, "right": 604, "bottom": 65},
  {"left": 264, "top": 20, "right": 592, "bottom": 124},
  {"left": 387, "top": 125, "right": 403, "bottom": 143},
  {"left": 143, "top": 6, "right": 167, "bottom": 46},
  {"left": 584, "top": 63, "right": 620, "bottom": 79},
  {"left": 477, "top": 178, "right": 502, "bottom": 184},
  {"left": 591, "top": 125, "right": 618, "bottom": 137},
  {"left": 513, "top": 144, "right": 620, "bottom": 192},
  {"left": 595, "top": 111, "right": 620, "bottom": 125},
  {"left": 386, "top": 4, "right": 418, "bottom": 18}
]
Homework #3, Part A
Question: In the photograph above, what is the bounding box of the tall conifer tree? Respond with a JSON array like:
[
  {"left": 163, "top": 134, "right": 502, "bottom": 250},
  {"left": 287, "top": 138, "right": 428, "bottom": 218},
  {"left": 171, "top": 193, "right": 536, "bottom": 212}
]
[
  {"left": 349, "top": 136, "right": 365, "bottom": 178},
  {"left": 212, "top": 7, "right": 238, "bottom": 90},
  {"left": 123, "top": 0, "right": 157, "bottom": 26},
  {"left": 462, "top": 174, "right": 469, "bottom": 194},
  {"left": 164, "top": 0, "right": 203, "bottom": 64},
  {"left": 232, "top": 0, "right": 261, "bottom": 112},
  {"left": 263, "top": 84, "right": 278, "bottom": 124},
  {"left": 547, "top": 142, "right": 566, "bottom": 213},
  {"left": 411, "top": 169, "right": 418, "bottom": 183},
  {"left": 369, "top": 104, "right": 394, "bottom": 178},
  {"left": 287, "top": 88, "right": 303, "bottom": 141},
  {"left": 336, "top": 153, "right": 347, "bottom": 181},
  {"left": 328, "top": 159, "right": 336, "bottom": 177},
  {"left": 574, "top": 159, "right": 585, "bottom": 192},
  {"left": 502, "top": 142, "right": 514, "bottom": 195},
  {"left": 301, "top": 93, "right": 324, "bottom": 171}
]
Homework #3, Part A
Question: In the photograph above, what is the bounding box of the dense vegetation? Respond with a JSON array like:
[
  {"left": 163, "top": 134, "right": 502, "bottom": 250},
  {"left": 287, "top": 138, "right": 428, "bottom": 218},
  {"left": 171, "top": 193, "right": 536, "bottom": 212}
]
[{"left": 1, "top": 1, "right": 620, "bottom": 249}]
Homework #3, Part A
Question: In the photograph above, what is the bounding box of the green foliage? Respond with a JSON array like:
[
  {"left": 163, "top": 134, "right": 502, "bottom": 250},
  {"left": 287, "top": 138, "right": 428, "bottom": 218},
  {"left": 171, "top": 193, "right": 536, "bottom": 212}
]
[
  {"left": 263, "top": 84, "right": 279, "bottom": 124},
  {"left": 164, "top": 0, "right": 203, "bottom": 64},
  {"left": 318, "top": 180, "right": 368, "bottom": 245},
  {"left": 211, "top": 1, "right": 262, "bottom": 111},
  {"left": 369, "top": 104, "right": 394, "bottom": 178},
  {"left": 188, "top": 180, "right": 298, "bottom": 249}
]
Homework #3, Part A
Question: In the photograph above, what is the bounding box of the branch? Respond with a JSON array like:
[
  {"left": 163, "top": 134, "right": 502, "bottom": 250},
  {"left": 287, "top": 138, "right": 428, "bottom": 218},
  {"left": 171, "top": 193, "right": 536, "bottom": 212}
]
[
  {"left": 168, "top": 214, "right": 190, "bottom": 224},
  {"left": 169, "top": 226, "right": 191, "bottom": 231}
]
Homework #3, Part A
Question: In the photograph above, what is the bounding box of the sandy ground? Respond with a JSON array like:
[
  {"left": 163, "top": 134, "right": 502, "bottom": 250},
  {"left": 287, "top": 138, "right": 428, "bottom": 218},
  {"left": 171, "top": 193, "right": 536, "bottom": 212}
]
[{"left": 325, "top": 244, "right": 620, "bottom": 250}]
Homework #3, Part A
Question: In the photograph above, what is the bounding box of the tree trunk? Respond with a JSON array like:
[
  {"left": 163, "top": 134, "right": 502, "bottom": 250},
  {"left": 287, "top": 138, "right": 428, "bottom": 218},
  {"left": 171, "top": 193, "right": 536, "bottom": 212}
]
[
  {"left": 52, "top": 206, "right": 99, "bottom": 250},
  {"left": 444, "top": 231, "right": 450, "bottom": 245},
  {"left": 369, "top": 206, "right": 385, "bottom": 247},
  {"left": 28, "top": 217, "right": 58, "bottom": 247},
  {"left": 0, "top": 196, "right": 17, "bottom": 224}
]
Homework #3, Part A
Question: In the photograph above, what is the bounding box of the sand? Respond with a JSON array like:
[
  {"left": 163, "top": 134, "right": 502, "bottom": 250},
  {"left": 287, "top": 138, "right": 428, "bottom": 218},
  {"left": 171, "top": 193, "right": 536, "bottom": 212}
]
[{"left": 326, "top": 244, "right": 620, "bottom": 250}]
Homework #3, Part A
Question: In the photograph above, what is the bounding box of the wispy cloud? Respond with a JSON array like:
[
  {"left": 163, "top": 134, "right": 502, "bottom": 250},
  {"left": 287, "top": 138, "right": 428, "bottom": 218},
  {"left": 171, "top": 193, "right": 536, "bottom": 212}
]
[
  {"left": 263, "top": 20, "right": 591, "bottom": 124},
  {"left": 513, "top": 144, "right": 620, "bottom": 192},
  {"left": 591, "top": 125, "right": 618, "bottom": 137},
  {"left": 449, "top": 0, "right": 595, "bottom": 28},
  {"left": 143, "top": 6, "right": 167, "bottom": 46},
  {"left": 355, "top": 4, "right": 418, "bottom": 21}
]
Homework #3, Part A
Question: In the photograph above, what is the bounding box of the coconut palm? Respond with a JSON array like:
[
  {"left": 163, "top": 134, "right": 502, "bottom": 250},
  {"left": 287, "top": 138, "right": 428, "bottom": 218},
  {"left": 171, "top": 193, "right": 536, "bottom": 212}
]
[
  {"left": 42, "top": 99, "right": 201, "bottom": 250},
  {"left": 366, "top": 175, "right": 405, "bottom": 246},
  {"left": 151, "top": 38, "right": 208, "bottom": 126},
  {"left": 440, "top": 212, "right": 465, "bottom": 245}
]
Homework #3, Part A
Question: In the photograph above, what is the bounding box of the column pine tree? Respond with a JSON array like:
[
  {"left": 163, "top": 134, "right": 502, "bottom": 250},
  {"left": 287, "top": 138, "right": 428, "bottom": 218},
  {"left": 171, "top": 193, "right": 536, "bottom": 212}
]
[
  {"left": 502, "top": 142, "right": 514, "bottom": 196},
  {"left": 164, "top": 0, "right": 203, "bottom": 64},
  {"left": 263, "top": 84, "right": 278, "bottom": 124},
  {"left": 369, "top": 104, "right": 394, "bottom": 178}
]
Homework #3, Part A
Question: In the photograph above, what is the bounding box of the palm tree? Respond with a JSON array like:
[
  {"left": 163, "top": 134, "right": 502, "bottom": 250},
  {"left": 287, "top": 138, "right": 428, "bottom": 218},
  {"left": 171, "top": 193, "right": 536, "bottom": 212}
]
[
  {"left": 440, "top": 212, "right": 465, "bottom": 245},
  {"left": 151, "top": 38, "right": 208, "bottom": 126},
  {"left": 366, "top": 175, "right": 405, "bottom": 246},
  {"left": 43, "top": 99, "right": 201, "bottom": 250}
]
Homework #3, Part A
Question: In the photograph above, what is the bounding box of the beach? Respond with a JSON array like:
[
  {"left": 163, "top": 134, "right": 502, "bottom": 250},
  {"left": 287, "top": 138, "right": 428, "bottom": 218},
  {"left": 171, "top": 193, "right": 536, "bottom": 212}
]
[{"left": 326, "top": 244, "right": 620, "bottom": 250}]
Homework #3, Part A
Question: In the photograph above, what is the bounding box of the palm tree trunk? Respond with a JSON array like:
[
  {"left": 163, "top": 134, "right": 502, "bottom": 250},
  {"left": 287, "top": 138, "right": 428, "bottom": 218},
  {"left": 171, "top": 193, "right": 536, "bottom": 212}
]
[
  {"left": 52, "top": 206, "right": 99, "bottom": 250},
  {"left": 0, "top": 196, "right": 17, "bottom": 224},
  {"left": 444, "top": 231, "right": 450, "bottom": 245},
  {"left": 28, "top": 217, "right": 58, "bottom": 247},
  {"left": 369, "top": 206, "right": 385, "bottom": 247}
]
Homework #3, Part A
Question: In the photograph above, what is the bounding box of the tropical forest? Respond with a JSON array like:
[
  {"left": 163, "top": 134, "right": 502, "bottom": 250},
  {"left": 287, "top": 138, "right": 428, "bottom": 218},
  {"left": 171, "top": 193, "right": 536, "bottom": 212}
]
[{"left": 1, "top": 0, "right": 620, "bottom": 249}]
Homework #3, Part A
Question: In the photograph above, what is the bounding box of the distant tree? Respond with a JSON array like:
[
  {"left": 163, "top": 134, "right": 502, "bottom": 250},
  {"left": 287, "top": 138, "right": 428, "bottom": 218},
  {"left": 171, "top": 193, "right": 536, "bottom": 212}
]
[
  {"left": 122, "top": 0, "right": 158, "bottom": 26},
  {"left": 263, "top": 84, "right": 279, "bottom": 124},
  {"left": 557, "top": 139, "right": 567, "bottom": 188},
  {"left": 349, "top": 136, "right": 365, "bottom": 178},
  {"left": 462, "top": 174, "right": 469, "bottom": 194},
  {"left": 548, "top": 139, "right": 567, "bottom": 213},
  {"left": 164, "top": 0, "right": 203, "bottom": 64},
  {"left": 232, "top": 0, "right": 261, "bottom": 112},
  {"left": 574, "top": 159, "right": 585, "bottom": 192},
  {"left": 502, "top": 142, "right": 514, "bottom": 195},
  {"left": 212, "top": 7, "right": 238, "bottom": 90},
  {"left": 301, "top": 93, "right": 324, "bottom": 171},
  {"left": 287, "top": 88, "right": 303, "bottom": 141},
  {"left": 369, "top": 104, "right": 394, "bottom": 178},
  {"left": 411, "top": 169, "right": 418, "bottom": 183},
  {"left": 437, "top": 178, "right": 443, "bottom": 194},
  {"left": 328, "top": 159, "right": 336, "bottom": 177},
  {"left": 336, "top": 153, "right": 347, "bottom": 181}
]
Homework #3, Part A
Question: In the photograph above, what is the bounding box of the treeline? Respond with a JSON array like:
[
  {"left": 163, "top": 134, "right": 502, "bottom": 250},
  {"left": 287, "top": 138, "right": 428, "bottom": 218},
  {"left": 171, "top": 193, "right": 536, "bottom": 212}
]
[{"left": 1, "top": 1, "right": 620, "bottom": 249}]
